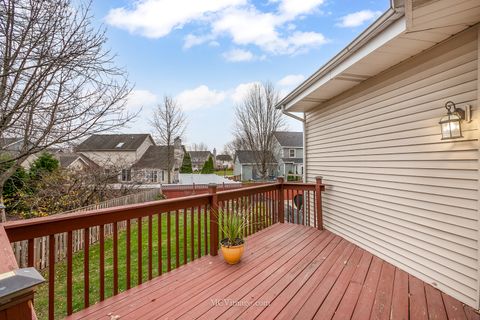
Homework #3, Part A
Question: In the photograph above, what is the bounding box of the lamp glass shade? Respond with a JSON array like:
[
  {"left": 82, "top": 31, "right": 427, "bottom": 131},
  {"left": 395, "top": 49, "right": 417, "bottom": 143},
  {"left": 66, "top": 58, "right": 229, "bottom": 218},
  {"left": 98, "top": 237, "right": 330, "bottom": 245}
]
[{"left": 439, "top": 112, "right": 462, "bottom": 139}]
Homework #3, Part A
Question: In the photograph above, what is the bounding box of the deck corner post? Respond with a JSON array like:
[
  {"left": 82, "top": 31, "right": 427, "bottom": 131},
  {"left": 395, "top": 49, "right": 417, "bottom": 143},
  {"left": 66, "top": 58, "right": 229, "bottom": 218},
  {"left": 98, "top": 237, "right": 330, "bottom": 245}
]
[
  {"left": 277, "top": 176, "right": 285, "bottom": 223},
  {"left": 208, "top": 183, "right": 219, "bottom": 256},
  {"left": 315, "top": 176, "right": 324, "bottom": 230}
]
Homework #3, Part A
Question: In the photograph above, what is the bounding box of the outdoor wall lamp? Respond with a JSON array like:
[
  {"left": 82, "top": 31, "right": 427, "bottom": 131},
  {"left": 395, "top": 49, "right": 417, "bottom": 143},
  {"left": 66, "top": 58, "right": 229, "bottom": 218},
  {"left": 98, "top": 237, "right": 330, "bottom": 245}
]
[{"left": 439, "top": 101, "right": 471, "bottom": 140}]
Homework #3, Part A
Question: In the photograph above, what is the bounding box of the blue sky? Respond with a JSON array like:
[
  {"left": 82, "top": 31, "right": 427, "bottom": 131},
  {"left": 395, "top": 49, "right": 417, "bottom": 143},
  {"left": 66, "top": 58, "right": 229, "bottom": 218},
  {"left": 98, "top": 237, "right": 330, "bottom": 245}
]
[{"left": 91, "top": 0, "right": 390, "bottom": 152}]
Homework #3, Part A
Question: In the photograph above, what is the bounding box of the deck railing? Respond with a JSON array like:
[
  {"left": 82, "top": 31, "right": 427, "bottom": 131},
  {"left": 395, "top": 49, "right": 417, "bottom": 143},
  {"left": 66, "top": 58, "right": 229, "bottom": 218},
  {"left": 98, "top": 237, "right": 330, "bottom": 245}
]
[{"left": 0, "top": 176, "right": 324, "bottom": 320}]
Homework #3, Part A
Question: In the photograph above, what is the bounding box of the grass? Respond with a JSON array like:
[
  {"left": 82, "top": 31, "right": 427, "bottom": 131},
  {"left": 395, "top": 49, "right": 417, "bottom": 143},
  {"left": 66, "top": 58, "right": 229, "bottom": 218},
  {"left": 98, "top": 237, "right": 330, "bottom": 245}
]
[
  {"left": 35, "top": 210, "right": 210, "bottom": 320},
  {"left": 214, "top": 169, "right": 233, "bottom": 176}
]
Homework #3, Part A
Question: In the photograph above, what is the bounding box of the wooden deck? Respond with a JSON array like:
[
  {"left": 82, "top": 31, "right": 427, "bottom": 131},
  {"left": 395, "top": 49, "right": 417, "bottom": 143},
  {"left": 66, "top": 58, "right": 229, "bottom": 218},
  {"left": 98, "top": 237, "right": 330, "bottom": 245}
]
[{"left": 67, "top": 223, "right": 479, "bottom": 320}]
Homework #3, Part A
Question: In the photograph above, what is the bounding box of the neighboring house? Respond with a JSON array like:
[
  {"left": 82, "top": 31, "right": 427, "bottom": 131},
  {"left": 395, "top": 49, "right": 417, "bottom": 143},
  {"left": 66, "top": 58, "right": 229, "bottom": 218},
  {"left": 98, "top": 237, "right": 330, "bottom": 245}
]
[
  {"left": 273, "top": 131, "right": 303, "bottom": 178},
  {"left": 0, "top": 137, "right": 38, "bottom": 168},
  {"left": 276, "top": 0, "right": 480, "bottom": 309},
  {"left": 215, "top": 154, "right": 233, "bottom": 170},
  {"left": 76, "top": 134, "right": 155, "bottom": 183},
  {"left": 189, "top": 151, "right": 213, "bottom": 172},
  {"left": 131, "top": 145, "right": 181, "bottom": 184},
  {"left": 55, "top": 153, "right": 99, "bottom": 171},
  {"left": 233, "top": 150, "right": 277, "bottom": 181}
]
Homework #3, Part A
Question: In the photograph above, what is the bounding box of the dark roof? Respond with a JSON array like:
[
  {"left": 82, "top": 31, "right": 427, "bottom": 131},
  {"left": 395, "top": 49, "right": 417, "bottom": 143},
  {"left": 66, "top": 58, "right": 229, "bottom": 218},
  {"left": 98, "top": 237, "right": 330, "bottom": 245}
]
[
  {"left": 189, "top": 151, "right": 213, "bottom": 164},
  {"left": 0, "top": 137, "right": 24, "bottom": 152},
  {"left": 273, "top": 131, "right": 303, "bottom": 147},
  {"left": 216, "top": 154, "right": 232, "bottom": 161},
  {"left": 58, "top": 154, "right": 79, "bottom": 168},
  {"left": 56, "top": 153, "right": 100, "bottom": 169},
  {"left": 132, "top": 146, "right": 173, "bottom": 169},
  {"left": 281, "top": 158, "right": 304, "bottom": 164},
  {"left": 76, "top": 134, "right": 153, "bottom": 151},
  {"left": 235, "top": 150, "right": 277, "bottom": 164}
]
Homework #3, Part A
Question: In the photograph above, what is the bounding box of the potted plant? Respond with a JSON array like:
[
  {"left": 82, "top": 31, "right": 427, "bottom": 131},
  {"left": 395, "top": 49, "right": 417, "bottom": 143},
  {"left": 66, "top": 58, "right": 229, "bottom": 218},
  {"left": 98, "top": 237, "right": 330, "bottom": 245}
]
[{"left": 219, "top": 211, "right": 246, "bottom": 265}]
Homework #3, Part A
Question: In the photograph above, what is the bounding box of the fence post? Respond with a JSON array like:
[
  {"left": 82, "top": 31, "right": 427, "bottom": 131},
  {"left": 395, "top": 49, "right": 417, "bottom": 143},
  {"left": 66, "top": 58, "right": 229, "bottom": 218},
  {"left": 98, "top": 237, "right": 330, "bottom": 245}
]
[
  {"left": 315, "top": 176, "right": 323, "bottom": 230},
  {"left": 277, "top": 176, "right": 285, "bottom": 224},
  {"left": 208, "top": 184, "right": 219, "bottom": 256}
]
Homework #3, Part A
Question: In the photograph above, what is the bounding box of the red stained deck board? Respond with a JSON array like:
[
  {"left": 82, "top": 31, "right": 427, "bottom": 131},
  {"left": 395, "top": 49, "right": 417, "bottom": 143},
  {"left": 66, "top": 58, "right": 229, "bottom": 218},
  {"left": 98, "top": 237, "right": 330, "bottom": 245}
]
[
  {"left": 65, "top": 223, "right": 477, "bottom": 320},
  {"left": 194, "top": 232, "right": 336, "bottom": 320},
  {"left": 370, "top": 262, "right": 396, "bottom": 320},
  {"left": 155, "top": 227, "right": 322, "bottom": 319},
  {"left": 72, "top": 223, "right": 297, "bottom": 319},
  {"left": 105, "top": 224, "right": 316, "bottom": 320}
]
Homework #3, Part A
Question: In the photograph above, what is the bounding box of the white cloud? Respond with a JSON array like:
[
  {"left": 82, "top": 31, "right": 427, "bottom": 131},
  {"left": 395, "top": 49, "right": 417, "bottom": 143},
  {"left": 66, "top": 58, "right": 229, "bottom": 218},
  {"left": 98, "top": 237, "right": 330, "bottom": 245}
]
[
  {"left": 277, "top": 0, "right": 325, "bottom": 19},
  {"left": 212, "top": 7, "right": 327, "bottom": 54},
  {"left": 106, "top": 0, "right": 328, "bottom": 56},
  {"left": 176, "top": 85, "right": 226, "bottom": 111},
  {"left": 126, "top": 89, "right": 158, "bottom": 110},
  {"left": 277, "top": 74, "right": 305, "bottom": 87},
  {"left": 337, "top": 10, "right": 382, "bottom": 28},
  {"left": 223, "top": 49, "right": 254, "bottom": 62},
  {"left": 105, "top": 0, "right": 245, "bottom": 38},
  {"left": 231, "top": 82, "right": 260, "bottom": 103}
]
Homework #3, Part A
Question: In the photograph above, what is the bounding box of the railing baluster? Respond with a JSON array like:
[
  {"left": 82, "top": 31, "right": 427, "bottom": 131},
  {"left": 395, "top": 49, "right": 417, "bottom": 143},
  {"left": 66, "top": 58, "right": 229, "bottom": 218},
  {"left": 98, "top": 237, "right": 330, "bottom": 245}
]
[
  {"left": 126, "top": 219, "right": 131, "bottom": 289},
  {"left": 167, "top": 211, "right": 171, "bottom": 271},
  {"left": 183, "top": 209, "right": 187, "bottom": 265},
  {"left": 137, "top": 218, "right": 142, "bottom": 284},
  {"left": 307, "top": 191, "right": 311, "bottom": 227},
  {"left": 84, "top": 228, "right": 90, "bottom": 308},
  {"left": 175, "top": 210, "right": 179, "bottom": 268},
  {"left": 48, "top": 234, "right": 55, "bottom": 320},
  {"left": 28, "top": 238, "right": 34, "bottom": 267},
  {"left": 99, "top": 224, "right": 105, "bottom": 301},
  {"left": 158, "top": 213, "right": 162, "bottom": 275},
  {"left": 197, "top": 206, "right": 201, "bottom": 258},
  {"left": 190, "top": 207, "right": 194, "bottom": 261},
  {"left": 204, "top": 204, "right": 208, "bottom": 255},
  {"left": 113, "top": 222, "right": 118, "bottom": 294},
  {"left": 148, "top": 215, "right": 153, "bottom": 280},
  {"left": 67, "top": 231, "right": 73, "bottom": 315}
]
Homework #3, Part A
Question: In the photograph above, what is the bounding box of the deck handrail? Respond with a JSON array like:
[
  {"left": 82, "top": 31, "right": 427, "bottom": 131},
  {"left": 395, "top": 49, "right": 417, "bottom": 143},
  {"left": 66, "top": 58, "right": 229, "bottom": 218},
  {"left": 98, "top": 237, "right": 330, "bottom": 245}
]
[{"left": 0, "top": 177, "right": 325, "bottom": 319}]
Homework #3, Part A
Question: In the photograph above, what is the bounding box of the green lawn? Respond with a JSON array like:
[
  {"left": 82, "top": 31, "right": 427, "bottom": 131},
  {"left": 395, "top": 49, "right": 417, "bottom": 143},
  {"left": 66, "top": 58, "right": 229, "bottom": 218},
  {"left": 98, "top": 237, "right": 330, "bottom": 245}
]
[
  {"left": 35, "top": 210, "right": 210, "bottom": 320},
  {"left": 214, "top": 169, "right": 233, "bottom": 176}
]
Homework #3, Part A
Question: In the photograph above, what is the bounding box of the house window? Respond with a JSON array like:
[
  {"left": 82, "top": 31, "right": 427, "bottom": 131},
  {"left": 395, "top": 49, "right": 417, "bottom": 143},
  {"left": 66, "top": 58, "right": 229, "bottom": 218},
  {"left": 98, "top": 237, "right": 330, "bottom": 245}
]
[
  {"left": 161, "top": 170, "right": 165, "bottom": 182},
  {"left": 289, "top": 149, "right": 295, "bottom": 158},
  {"left": 121, "top": 169, "right": 131, "bottom": 182},
  {"left": 145, "top": 170, "right": 158, "bottom": 183},
  {"left": 116, "top": 142, "right": 125, "bottom": 148}
]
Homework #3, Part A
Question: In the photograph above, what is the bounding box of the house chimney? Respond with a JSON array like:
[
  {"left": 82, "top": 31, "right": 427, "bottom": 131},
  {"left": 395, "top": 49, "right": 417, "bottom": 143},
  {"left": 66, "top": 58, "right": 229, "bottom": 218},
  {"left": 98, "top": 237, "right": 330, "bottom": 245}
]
[{"left": 174, "top": 137, "right": 181, "bottom": 150}]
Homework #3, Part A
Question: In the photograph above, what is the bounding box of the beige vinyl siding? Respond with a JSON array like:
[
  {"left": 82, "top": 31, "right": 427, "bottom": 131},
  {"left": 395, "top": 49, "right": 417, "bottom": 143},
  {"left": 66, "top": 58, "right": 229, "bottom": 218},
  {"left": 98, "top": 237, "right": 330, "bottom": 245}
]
[{"left": 305, "top": 26, "right": 479, "bottom": 307}]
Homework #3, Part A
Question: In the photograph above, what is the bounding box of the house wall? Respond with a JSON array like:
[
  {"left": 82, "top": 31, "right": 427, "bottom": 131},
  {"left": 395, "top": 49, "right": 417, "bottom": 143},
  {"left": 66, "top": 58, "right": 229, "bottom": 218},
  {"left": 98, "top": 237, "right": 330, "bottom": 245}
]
[
  {"left": 282, "top": 147, "right": 303, "bottom": 158},
  {"left": 305, "top": 26, "right": 479, "bottom": 307}
]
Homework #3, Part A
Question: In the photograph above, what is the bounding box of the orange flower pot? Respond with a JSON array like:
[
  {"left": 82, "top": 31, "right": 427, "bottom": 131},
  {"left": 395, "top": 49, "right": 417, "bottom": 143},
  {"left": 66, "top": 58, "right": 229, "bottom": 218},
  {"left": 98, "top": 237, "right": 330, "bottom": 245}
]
[{"left": 221, "top": 243, "right": 245, "bottom": 265}]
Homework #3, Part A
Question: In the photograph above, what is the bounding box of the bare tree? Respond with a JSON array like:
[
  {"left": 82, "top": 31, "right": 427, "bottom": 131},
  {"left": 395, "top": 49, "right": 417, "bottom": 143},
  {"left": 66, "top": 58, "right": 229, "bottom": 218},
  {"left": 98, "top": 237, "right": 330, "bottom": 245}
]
[
  {"left": 233, "top": 82, "right": 285, "bottom": 180},
  {"left": 189, "top": 142, "right": 209, "bottom": 152},
  {"left": 0, "top": 0, "right": 134, "bottom": 221},
  {"left": 150, "top": 96, "right": 186, "bottom": 184}
]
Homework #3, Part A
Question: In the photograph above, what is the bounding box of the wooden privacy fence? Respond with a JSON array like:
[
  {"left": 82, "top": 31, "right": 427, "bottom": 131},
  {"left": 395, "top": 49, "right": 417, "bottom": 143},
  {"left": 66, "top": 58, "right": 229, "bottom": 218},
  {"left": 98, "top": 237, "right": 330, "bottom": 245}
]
[
  {"left": 0, "top": 177, "right": 325, "bottom": 319},
  {"left": 12, "top": 188, "right": 161, "bottom": 269}
]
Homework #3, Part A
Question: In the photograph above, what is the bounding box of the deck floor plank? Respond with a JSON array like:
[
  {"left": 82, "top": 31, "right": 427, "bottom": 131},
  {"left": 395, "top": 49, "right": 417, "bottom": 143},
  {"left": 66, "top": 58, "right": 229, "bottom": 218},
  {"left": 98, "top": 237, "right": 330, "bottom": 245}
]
[{"left": 65, "top": 223, "right": 476, "bottom": 320}]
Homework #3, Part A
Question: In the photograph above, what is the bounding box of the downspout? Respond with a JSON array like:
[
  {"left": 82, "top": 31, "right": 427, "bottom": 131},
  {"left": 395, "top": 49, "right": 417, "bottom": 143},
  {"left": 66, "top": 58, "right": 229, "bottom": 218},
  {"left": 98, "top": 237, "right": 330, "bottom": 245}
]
[{"left": 281, "top": 106, "right": 307, "bottom": 182}]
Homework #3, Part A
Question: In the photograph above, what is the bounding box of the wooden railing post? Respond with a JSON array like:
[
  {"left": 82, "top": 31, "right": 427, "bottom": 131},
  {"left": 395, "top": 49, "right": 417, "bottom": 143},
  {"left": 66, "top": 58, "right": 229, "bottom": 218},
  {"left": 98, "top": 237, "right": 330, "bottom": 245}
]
[
  {"left": 0, "top": 226, "right": 44, "bottom": 320},
  {"left": 277, "top": 177, "right": 285, "bottom": 223},
  {"left": 315, "top": 176, "right": 324, "bottom": 230},
  {"left": 208, "top": 184, "right": 219, "bottom": 256}
]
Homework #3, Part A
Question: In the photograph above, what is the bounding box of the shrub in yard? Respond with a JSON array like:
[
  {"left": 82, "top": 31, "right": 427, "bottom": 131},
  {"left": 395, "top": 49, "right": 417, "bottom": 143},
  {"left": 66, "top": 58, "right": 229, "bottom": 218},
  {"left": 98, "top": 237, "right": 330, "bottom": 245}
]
[
  {"left": 180, "top": 152, "right": 193, "bottom": 173},
  {"left": 201, "top": 156, "right": 214, "bottom": 174}
]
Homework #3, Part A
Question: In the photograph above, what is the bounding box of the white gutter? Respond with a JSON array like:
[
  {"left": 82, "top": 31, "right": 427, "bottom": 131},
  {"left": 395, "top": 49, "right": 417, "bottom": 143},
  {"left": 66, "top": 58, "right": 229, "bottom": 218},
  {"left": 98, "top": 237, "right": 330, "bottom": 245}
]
[{"left": 281, "top": 106, "right": 307, "bottom": 182}]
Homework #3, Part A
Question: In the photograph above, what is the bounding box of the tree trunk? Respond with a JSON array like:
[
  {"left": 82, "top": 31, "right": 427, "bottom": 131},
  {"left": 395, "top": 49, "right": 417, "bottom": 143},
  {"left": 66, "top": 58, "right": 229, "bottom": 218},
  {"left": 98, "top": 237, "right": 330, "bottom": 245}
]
[{"left": 0, "top": 186, "right": 6, "bottom": 223}]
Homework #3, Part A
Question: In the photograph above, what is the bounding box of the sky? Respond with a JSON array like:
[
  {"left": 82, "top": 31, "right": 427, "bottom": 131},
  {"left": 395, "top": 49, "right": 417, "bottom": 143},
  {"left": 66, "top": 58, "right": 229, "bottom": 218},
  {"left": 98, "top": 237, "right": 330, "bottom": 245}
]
[{"left": 91, "top": 0, "right": 390, "bottom": 152}]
